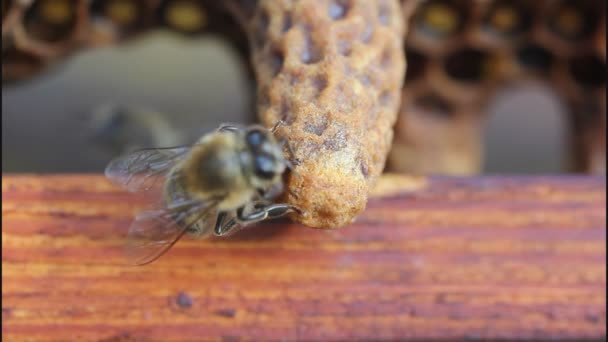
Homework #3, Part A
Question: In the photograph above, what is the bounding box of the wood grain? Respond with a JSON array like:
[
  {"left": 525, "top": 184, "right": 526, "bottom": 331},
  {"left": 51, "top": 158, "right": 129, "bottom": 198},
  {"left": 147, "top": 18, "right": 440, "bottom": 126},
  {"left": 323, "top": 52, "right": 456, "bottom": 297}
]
[{"left": 2, "top": 174, "right": 606, "bottom": 341}]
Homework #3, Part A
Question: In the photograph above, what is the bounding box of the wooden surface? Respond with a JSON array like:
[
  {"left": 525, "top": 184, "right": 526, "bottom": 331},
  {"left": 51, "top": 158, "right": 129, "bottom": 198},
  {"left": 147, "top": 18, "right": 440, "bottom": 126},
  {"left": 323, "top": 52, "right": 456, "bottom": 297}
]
[{"left": 2, "top": 174, "right": 606, "bottom": 341}]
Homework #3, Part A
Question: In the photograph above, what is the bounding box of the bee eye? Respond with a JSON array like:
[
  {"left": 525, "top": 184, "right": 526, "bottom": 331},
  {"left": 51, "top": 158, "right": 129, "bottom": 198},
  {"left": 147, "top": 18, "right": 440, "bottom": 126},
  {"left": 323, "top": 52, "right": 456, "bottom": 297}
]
[
  {"left": 254, "top": 154, "right": 276, "bottom": 180},
  {"left": 246, "top": 130, "right": 266, "bottom": 150}
]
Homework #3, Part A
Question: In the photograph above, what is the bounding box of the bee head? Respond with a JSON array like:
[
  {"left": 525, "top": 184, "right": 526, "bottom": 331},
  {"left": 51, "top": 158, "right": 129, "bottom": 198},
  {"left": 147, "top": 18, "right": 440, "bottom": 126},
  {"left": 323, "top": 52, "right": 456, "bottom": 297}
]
[{"left": 244, "top": 127, "right": 286, "bottom": 184}]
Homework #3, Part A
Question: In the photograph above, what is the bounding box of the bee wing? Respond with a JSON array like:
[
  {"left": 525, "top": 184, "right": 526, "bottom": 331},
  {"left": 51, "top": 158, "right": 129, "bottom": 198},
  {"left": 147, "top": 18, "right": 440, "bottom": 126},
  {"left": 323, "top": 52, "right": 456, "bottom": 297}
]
[
  {"left": 125, "top": 198, "right": 219, "bottom": 266},
  {"left": 105, "top": 146, "right": 191, "bottom": 193}
]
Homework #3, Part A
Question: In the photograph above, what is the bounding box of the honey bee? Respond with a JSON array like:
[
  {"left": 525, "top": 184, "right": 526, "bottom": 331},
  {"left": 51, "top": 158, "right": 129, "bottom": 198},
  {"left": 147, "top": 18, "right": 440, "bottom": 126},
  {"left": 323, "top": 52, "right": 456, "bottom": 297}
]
[{"left": 105, "top": 122, "right": 300, "bottom": 265}]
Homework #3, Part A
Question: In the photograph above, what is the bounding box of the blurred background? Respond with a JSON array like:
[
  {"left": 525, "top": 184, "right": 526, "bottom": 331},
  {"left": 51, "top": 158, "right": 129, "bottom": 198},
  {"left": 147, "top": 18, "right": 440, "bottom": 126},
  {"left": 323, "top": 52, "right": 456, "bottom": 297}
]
[
  {"left": 2, "top": 0, "right": 606, "bottom": 174},
  {"left": 3, "top": 33, "right": 253, "bottom": 172}
]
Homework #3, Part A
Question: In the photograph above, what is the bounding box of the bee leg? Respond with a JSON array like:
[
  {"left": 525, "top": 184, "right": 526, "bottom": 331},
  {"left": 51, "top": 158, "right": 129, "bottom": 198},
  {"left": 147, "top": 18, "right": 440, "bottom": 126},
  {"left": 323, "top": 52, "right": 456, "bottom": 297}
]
[
  {"left": 271, "top": 119, "right": 286, "bottom": 133},
  {"left": 216, "top": 204, "right": 301, "bottom": 236},
  {"left": 235, "top": 203, "right": 301, "bottom": 224},
  {"left": 214, "top": 211, "right": 240, "bottom": 236},
  {"left": 217, "top": 124, "right": 242, "bottom": 133},
  {"left": 270, "top": 120, "right": 301, "bottom": 168}
]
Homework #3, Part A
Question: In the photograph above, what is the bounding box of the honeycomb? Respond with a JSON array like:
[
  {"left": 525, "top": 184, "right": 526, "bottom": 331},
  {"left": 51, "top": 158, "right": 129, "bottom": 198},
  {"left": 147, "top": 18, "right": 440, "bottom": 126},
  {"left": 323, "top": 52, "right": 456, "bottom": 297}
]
[
  {"left": 2, "top": 0, "right": 606, "bottom": 227},
  {"left": 389, "top": 0, "right": 606, "bottom": 175},
  {"left": 1, "top": 0, "right": 250, "bottom": 82}
]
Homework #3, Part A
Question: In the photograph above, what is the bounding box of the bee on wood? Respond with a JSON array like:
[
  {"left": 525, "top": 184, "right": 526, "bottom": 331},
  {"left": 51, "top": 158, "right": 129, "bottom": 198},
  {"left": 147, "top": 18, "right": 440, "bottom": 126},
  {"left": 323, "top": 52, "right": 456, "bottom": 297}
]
[{"left": 105, "top": 122, "right": 300, "bottom": 265}]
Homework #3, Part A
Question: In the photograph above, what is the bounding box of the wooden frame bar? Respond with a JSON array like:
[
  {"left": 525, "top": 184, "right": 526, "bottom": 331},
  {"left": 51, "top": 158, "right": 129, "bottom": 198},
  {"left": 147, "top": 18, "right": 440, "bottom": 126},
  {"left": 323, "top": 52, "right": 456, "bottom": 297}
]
[{"left": 2, "top": 174, "right": 606, "bottom": 340}]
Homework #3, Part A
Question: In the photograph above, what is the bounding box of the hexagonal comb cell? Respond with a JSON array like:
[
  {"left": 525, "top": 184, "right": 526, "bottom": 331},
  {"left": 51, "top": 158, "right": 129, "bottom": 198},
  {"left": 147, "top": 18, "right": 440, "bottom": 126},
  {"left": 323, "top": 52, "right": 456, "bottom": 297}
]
[
  {"left": 568, "top": 54, "right": 606, "bottom": 89},
  {"left": 157, "top": 0, "right": 208, "bottom": 34},
  {"left": 414, "top": 0, "right": 468, "bottom": 39},
  {"left": 547, "top": 0, "right": 601, "bottom": 42},
  {"left": 23, "top": 0, "right": 79, "bottom": 43},
  {"left": 516, "top": 43, "right": 555, "bottom": 73},
  {"left": 90, "top": 0, "right": 147, "bottom": 31},
  {"left": 483, "top": 0, "right": 532, "bottom": 38},
  {"left": 404, "top": 48, "right": 428, "bottom": 82},
  {"left": 444, "top": 47, "right": 492, "bottom": 83}
]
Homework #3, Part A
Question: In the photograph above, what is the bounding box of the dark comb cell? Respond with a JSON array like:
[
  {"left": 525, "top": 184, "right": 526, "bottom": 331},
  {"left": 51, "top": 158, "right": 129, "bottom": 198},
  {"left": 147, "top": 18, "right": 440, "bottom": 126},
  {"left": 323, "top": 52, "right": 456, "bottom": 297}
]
[
  {"left": 516, "top": 44, "right": 555, "bottom": 73},
  {"left": 414, "top": 94, "right": 454, "bottom": 119},
  {"left": 405, "top": 48, "right": 428, "bottom": 83},
  {"left": 444, "top": 48, "right": 490, "bottom": 83},
  {"left": 569, "top": 55, "right": 606, "bottom": 88}
]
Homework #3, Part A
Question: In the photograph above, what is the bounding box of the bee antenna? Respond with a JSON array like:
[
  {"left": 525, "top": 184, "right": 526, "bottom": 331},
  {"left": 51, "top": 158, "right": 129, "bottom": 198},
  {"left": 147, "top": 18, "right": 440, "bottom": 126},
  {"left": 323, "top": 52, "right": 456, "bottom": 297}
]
[
  {"left": 279, "top": 138, "right": 301, "bottom": 169},
  {"left": 271, "top": 120, "right": 286, "bottom": 133}
]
